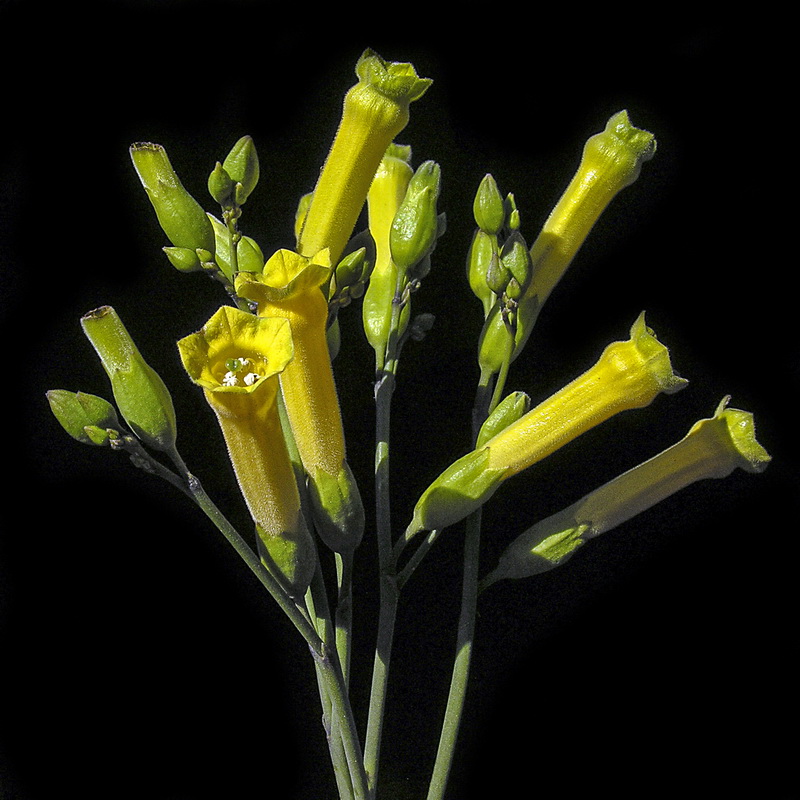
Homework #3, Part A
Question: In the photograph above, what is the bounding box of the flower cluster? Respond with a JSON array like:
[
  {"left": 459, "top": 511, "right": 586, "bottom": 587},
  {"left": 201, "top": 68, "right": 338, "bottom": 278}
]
[{"left": 46, "top": 49, "right": 769, "bottom": 800}]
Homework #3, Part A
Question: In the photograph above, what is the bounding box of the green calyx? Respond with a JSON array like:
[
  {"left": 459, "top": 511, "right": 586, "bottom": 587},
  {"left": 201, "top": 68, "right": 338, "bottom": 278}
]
[
  {"left": 407, "top": 448, "right": 509, "bottom": 537},
  {"left": 81, "top": 306, "right": 178, "bottom": 454},
  {"left": 130, "top": 142, "right": 215, "bottom": 254},
  {"left": 307, "top": 460, "right": 365, "bottom": 555},
  {"left": 256, "top": 522, "right": 318, "bottom": 600}
]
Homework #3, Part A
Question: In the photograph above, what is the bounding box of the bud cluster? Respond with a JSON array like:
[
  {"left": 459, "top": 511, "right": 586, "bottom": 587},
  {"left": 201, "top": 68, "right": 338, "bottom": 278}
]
[{"left": 468, "top": 176, "right": 535, "bottom": 385}]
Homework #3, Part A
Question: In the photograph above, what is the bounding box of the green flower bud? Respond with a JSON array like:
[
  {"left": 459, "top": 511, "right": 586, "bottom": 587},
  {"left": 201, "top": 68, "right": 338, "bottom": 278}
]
[
  {"left": 389, "top": 160, "right": 442, "bottom": 273},
  {"left": 207, "top": 161, "right": 235, "bottom": 205},
  {"left": 500, "top": 230, "right": 532, "bottom": 297},
  {"left": 335, "top": 246, "right": 372, "bottom": 291},
  {"left": 130, "top": 142, "right": 215, "bottom": 253},
  {"left": 473, "top": 174, "right": 505, "bottom": 234},
  {"left": 363, "top": 144, "right": 414, "bottom": 359},
  {"left": 504, "top": 193, "right": 520, "bottom": 231},
  {"left": 466, "top": 229, "right": 497, "bottom": 317},
  {"left": 163, "top": 246, "right": 204, "bottom": 273},
  {"left": 222, "top": 135, "right": 260, "bottom": 205},
  {"left": 46, "top": 390, "right": 121, "bottom": 446},
  {"left": 81, "top": 306, "right": 178, "bottom": 455},
  {"left": 477, "top": 303, "right": 515, "bottom": 376},
  {"left": 484, "top": 251, "right": 510, "bottom": 296}
]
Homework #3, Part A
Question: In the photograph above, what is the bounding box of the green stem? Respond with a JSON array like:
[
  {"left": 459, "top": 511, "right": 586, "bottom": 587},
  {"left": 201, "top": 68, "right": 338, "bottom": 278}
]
[
  {"left": 425, "top": 510, "right": 482, "bottom": 800},
  {"left": 425, "top": 363, "right": 507, "bottom": 800},
  {"left": 489, "top": 355, "right": 511, "bottom": 417},
  {"left": 364, "top": 283, "right": 406, "bottom": 797},
  {"left": 193, "top": 473, "right": 368, "bottom": 799},
  {"left": 335, "top": 551, "right": 355, "bottom": 688},
  {"left": 311, "top": 635, "right": 370, "bottom": 800},
  {"left": 309, "top": 562, "right": 358, "bottom": 800},
  {"left": 185, "top": 472, "right": 321, "bottom": 648},
  {"left": 395, "top": 529, "right": 441, "bottom": 590}
]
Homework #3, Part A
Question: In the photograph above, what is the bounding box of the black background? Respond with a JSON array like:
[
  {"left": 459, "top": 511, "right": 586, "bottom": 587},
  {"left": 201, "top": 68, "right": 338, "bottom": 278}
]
[{"left": 2, "top": 3, "right": 796, "bottom": 799}]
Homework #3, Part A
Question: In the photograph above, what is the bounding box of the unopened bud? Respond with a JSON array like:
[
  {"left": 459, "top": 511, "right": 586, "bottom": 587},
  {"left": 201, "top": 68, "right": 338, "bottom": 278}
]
[
  {"left": 163, "top": 246, "right": 203, "bottom": 273},
  {"left": 46, "top": 390, "right": 121, "bottom": 446},
  {"left": 81, "top": 306, "right": 178, "bottom": 454},
  {"left": 130, "top": 142, "right": 215, "bottom": 254},
  {"left": 390, "top": 160, "right": 442, "bottom": 272},
  {"left": 222, "top": 135, "right": 260, "bottom": 205},
  {"left": 473, "top": 174, "right": 505, "bottom": 234},
  {"left": 207, "top": 161, "right": 235, "bottom": 205}
]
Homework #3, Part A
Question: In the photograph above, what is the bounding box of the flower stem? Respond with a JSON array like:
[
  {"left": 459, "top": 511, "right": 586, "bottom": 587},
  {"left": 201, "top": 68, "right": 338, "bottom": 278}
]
[
  {"left": 425, "top": 508, "right": 482, "bottom": 800},
  {"left": 184, "top": 471, "right": 320, "bottom": 647},
  {"left": 425, "top": 373, "right": 498, "bottom": 800},
  {"left": 364, "top": 283, "right": 406, "bottom": 796},
  {"left": 335, "top": 550, "right": 355, "bottom": 687}
]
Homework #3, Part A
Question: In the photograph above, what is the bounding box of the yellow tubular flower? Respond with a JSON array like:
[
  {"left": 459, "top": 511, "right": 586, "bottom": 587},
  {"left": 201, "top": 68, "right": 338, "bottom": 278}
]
[
  {"left": 177, "top": 306, "right": 317, "bottom": 598},
  {"left": 236, "top": 250, "right": 364, "bottom": 554},
  {"left": 236, "top": 249, "right": 343, "bottom": 475},
  {"left": 407, "top": 313, "right": 686, "bottom": 536},
  {"left": 485, "top": 312, "right": 686, "bottom": 475},
  {"left": 483, "top": 397, "right": 771, "bottom": 584},
  {"left": 297, "top": 50, "right": 431, "bottom": 266},
  {"left": 511, "top": 111, "right": 656, "bottom": 361}
]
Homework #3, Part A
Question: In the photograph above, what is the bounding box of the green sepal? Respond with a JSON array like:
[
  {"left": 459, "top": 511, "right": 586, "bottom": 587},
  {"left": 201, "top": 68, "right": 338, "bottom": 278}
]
[
  {"left": 130, "top": 142, "right": 215, "bottom": 253},
  {"left": 83, "top": 424, "right": 117, "bottom": 446},
  {"left": 407, "top": 447, "right": 509, "bottom": 536},
  {"left": 484, "top": 517, "right": 591, "bottom": 586},
  {"left": 307, "top": 460, "right": 365, "bottom": 555},
  {"left": 476, "top": 391, "right": 532, "bottom": 449},
  {"left": 81, "top": 306, "right": 178, "bottom": 454},
  {"left": 46, "top": 389, "right": 121, "bottom": 446},
  {"left": 256, "top": 523, "right": 318, "bottom": 600}
]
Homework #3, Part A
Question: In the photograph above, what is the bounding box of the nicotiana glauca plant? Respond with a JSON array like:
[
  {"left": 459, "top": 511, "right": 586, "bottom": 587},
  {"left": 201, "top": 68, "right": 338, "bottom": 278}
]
[{"left": 46, "top": 49, "right": 770, "bottom": 800}]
